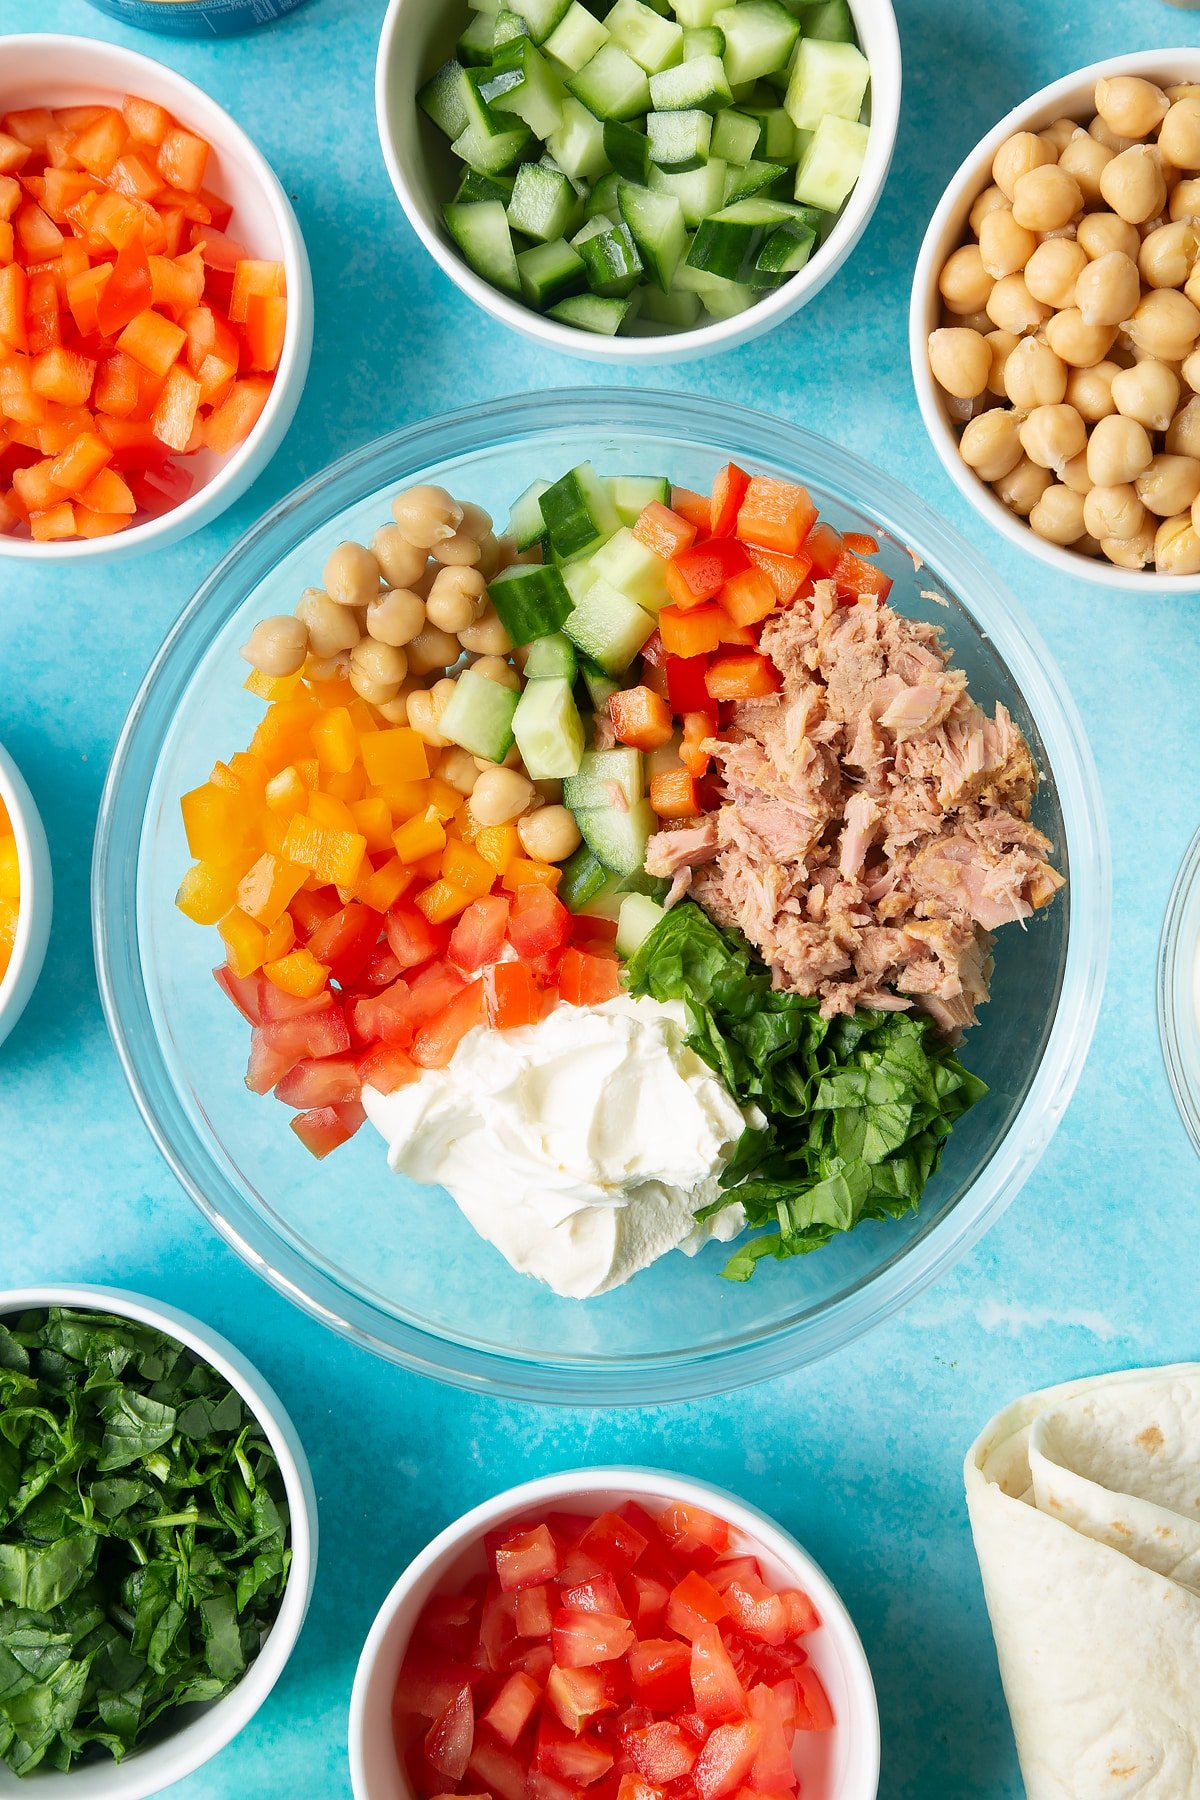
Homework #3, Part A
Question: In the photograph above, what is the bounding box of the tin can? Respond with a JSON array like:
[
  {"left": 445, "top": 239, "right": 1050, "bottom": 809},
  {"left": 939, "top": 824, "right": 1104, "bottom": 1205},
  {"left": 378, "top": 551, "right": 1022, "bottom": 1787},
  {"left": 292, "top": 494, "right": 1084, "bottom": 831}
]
[{"left": 83, "top": 0, "right": 312, "bottom": 36}]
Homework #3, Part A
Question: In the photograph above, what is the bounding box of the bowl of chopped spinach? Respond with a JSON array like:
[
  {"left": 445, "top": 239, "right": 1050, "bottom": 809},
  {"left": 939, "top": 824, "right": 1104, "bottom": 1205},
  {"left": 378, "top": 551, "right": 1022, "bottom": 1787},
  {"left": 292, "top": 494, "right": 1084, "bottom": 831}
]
[{"left": 0, "top": 1287, "right": 317, "bottom": 1794}]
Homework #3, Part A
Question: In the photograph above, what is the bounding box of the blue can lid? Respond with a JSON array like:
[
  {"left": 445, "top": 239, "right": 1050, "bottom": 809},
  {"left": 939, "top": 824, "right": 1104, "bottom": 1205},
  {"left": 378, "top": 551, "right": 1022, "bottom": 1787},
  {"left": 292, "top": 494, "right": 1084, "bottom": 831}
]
[{"left": 82, "top": 0, "right": 312, "bottom": 37}]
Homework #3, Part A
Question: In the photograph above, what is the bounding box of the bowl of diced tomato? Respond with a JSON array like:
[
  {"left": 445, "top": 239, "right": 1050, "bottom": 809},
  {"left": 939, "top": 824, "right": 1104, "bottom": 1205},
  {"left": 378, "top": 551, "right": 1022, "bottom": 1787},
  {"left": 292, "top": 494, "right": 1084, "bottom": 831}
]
[
  {"left": 0, "top": 34, "right": 313, "bottom": 559},
  {"left": 348, "top": 1468, "right": 880, "bottom": 1800}
]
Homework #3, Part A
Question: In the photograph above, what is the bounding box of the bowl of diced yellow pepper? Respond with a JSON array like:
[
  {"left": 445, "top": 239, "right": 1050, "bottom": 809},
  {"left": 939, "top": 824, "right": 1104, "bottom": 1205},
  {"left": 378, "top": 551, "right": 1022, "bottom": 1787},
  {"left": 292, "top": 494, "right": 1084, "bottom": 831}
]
[{"left": 0, "top": 742, "right": 52, "bottom": 1050}]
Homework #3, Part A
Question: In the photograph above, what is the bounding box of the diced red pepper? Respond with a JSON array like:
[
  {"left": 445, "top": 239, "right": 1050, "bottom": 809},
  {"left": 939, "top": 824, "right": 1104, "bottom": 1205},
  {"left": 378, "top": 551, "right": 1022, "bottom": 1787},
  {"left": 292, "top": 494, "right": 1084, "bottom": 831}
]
[{"left": 711, "top": 462, "right": 750, "bottom": 536}]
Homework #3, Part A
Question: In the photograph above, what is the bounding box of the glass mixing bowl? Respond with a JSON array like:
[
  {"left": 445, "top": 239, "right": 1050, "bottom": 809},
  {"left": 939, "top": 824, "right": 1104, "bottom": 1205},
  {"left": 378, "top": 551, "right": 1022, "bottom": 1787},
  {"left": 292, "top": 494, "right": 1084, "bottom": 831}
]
[
  {"left": 1160, "top": 825, "right": 1200, "bottom": 1158},
  {"left": 93, "top": 390, "right": 1110, "bottom": 1404}
]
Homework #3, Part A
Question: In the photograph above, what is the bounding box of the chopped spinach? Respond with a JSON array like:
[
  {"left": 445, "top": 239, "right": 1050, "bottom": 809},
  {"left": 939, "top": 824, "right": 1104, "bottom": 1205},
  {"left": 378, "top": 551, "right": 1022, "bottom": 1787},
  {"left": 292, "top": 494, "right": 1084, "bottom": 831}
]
[
  {"left": 0, "top": 1308, "right": 291, "bottom": 1775},
  {"left": 626, "top": 901, "right": 987, "bottom": 1279}
]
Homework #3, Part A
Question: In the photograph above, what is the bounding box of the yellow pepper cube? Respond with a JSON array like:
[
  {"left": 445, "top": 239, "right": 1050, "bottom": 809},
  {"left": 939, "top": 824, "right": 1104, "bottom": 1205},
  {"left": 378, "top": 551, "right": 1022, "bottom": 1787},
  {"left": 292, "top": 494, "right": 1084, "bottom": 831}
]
[
  {"left": 263, "top": 912, "right": 297, "bottom": 961},
  {"left": 413, "top": 879, "right": 474, "bottom": 924},
  {"left": 474, "top": 823, "right": 519, "bottom": 875},
  {"left": 265, "top": 766, "right": 307, "bottom": 815},
  {"left": 393, "top": 809, "right": 446, "bottom": 865},
  {"left": 311, "top": 706, "right": 359, "bottom": 775},
  {"left": 281, "top": 816, "right": 367, "bottom": 889},
  {"left": 296, "top": 757, "right": 320, "bottom": 791},
  {"left": 180, "top": 781, "right": 253, "bottom": 864},
  {"left": 219, "top": 906, "right": 267, "bottom": 978},
  {"left": 176, "top": 859, "right": 244, "bottom": 926},
  {"left": 350, "top": 797, "right": 396, "bottom": 855},
  {"left": 346, "top": 697, "right": 380, "bottom": 737},
  {"left": 502, "top": 857, "right": 562, "bottom": 892},
  {"left": 307, "top": 790, "right": 358, "bottom": 835},
  {"left": 249, "top": 695, "right": 318, "bottom": 771},
  {"left": 325, "top": 765, "right": 366, "bottom": 804},
  {"left": 378, "top": 779, "right": 429, "bottom": 822},
  {"left": 0, "top": 835, "right": 19, "bottom": 900},
  {"left": 441, "top": 838, "right": 494, "bottom": 899},
  {"left": 361, "top": 727, "right": 429, "bottom": 790},
  {"left": 264, "top": 947, "right": 329, "bottom": 999},
  {"left": 244, "top": 667, "right": 302, "bottom": 702},
  {"left": 228, "top": 751, "right": 269, "bottom": 797},
  {"left": 424, "top": 778, "right": 464, "bottom": 823},
  {"left": 236, "top": 853, "right": 310, "bottom": 926},
  {"left": 307, "top": 674, "right": 356, "bottom": 710},
  {"left": 356, "top": 855, "right": 413, "bottom": 914}
]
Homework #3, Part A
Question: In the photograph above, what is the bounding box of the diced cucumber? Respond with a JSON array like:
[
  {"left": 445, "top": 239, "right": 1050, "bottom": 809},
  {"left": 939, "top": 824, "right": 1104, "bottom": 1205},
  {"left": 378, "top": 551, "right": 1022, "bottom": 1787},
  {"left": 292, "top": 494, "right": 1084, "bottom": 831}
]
[
  {"left": 509, "top": 479, "right": 551, "bottom": 549},
  {"left": 673, "top": 0, "right": 725, "bottom": 23},
  {"left": 648, "top": 158, "right": 728, "bottom": 224},
  {"left": 751, "top": 216, "right": 816, "bottom": 284},
  {"left": 586, "top": 169, "right": 622, "bottom": 217},
  {"left": 649, "top": 54, "right": 732, "bottom": 113},
  {"left": 482, "top": 41, "right": 567, "bottom": 138},
  {"left": 605, "top": 0, "right": 685, "bottom": 73},
  {"left": 616, "top": 891, "right": 666, "bottom": 957},
  {"left": 558, "top": 843, "right": 615, "bottom": 911},
  {"left": 560, "top": 555, "right": 598, "bottom": 603},
  {"left": 523, "top": 631, "right": 578, "bottom": 679},
  {"left": 647, "top": 108, "right": 713, "bottom": 170},
  {"left": 604, "top": 118, "right": 651, "bottom": 182},
  {"left": 589, "top": 525, "right": 670, "bottom": 610},
  {"left": 550, "top": 289, "right": 638, "bottom": 332},
  {"left": 573, "top": 799, "right": 656, "bottom": 877},
  {"left": 544, "top": 2, "right": 610, "bottom": 71},
  {"left": 567, "top": 45, "right": 652, "bottom": 121},
  {"left": 539, "top": 461, "right": 621, "bottom": 558},
  {"left": 605, "top": 473, "right": 671, "bottom": 524},
  {"left": 443, "top": 202, "right": 522, "bottom": 294},
  {"left": 419, "top": 60, "right": 473, "bottom": 139},
  {"left": 451, "top": 82, "right": 535, "bottom": 176},
  {"left": 457, "top": 167, "right": 517, "bottom": 204},
  {"left": 547, "top": 96, "right": 613, "bottom": 181},
  {"left": 572, "top": 213, "right": 644, "bottom": 295},
  {"left": 787, "top": 0, "right": 854, "bottom": 39},
  {"left": 518, "top": 236, "right": 587, "bottom": 305},
  {"left": 456, "top": 12, "right": 496, "bottom": 66},
  {"left": 794, "top": 114, "right": 869, "bottom": 210},
  {"left": 438, "top": 667, "right": 520, "bottom": 763},
  {"left": 495, "top": 7, "right": 532, "bottom": 43},
  {"left": 563, "top": 578, "right": 656, "bottom": 674},
  {"left": 468, "top": 0, "right": 501, "bottom": 12},
  {"left": 710, "top": 107, "right": 761, "bottom": 164},
  {"left": 579, "top": 659, "right": 622, "bottom": 711},
  {"left": 724, "top": 158, "right": 787, "bottom": 202},
  {"left": 639, "top": 283, "right": 702, "bottom": 326},
  {"left": 715, "top": 2, "right": 799, "bottom": 86},
  {"left": 784, "top": 37, "right": 870, "bottom": 131},
  {"left": 516, "top": 0, "right": 573, "bottom": 42},
  {"left": 674, "top": 259, "right": 757, "bottom": 316},
  {"left": 512, "top": 676, "right": 586, "bottom": 778},
  {"left": 686, "top": 196, "right": 800, "bottom": 280},
  {"left": 743, "top": 102, "right": 798, "bottom": 160},
  {"left": 488, "top": 561, "right": 574, "bottom": 644},
  {"left": 508, "top": 159, "right": 580, "bottom": 240},
  {"left": 564, "top": 746, "right": 645, "bottom": 812},
  {"left": 618, "top": 181, "right": 687, "bottom": 290},
  {"left": 682, "top": 25, "right": 725, "bottom": 56}
]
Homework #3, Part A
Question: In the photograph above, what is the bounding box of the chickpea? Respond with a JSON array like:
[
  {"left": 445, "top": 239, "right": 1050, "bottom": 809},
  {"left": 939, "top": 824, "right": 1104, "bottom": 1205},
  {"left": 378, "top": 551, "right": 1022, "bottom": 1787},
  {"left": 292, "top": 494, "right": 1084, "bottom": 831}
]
[
  {"left": 1028, "top": 482, "right": 1086, "bottom": 544},
  {"left": 1084, "top": 482, "right": 1147, "bottom": 541},
  {"left": 1138, "top": 220, "right": 1199, "bottom": 289},
  {"left": 1004, "top": 336, "right": 1068, "bottom": 408},
  {"left": 470, "top": 654, "right": 521, "bottom": 691},
  {"left": 1045, "top": 307, "right": 1118, "bottom": 368},
  {"left": 1061, "top": 450, "right": 1094, "bottom": 495},
  {"left": 1099, "top": 144, "right": 1167, "bottom": 223},
  {"left": 1042, "top": 116, "right": 1082, "bottom": 155},
  {"left": 959, "top": 407, "right": 1024, "bottom": 481},
  {"left": 1124, "top": 288, "right": 1200, "bottom": 361},
  {"left": 1168, "top": 395, "right": 1200, "bottom": 457},
  {"left": 969, "top": 183, "right": 1009, "bottom": 235},
  {"left": 978, "top": 207, "right": 1037, "bottom": 278},
  {"left": 1110, "top": 360, "right": 1180, "bottom": 430},
  {"left": 1089, "top": 115, "right": 1137, "bottom": 155},
  {"left": 1160, "top": 98, "right": 1200, "bottom": 172},
  {"left": 517, "top": 805, "right": 582, "bottom": 864},
  {"left": 241, "top": 614, "right": 308, "bottom": 677},
  {"left": 367, "top": 587, "right": 426, "bottom": 648},
  {"left": 470, "top": 766, "right": 535, "bottom": 827},
  {"left": 425, "top": 565, "right": 488, "bottom": 635},
  {"left": 323, "top": 540, "right": 381, "bottom": 607},
  {"left": 1101, "top": 519, "right": 1157, "bottom": 569},
  {"left": 375, "top": 679, "right": 420, "bottom": 726},
  {"left": 391, "top": 484, "right": 463, "bottom": 548},
  {"left": 939, "top": 243, "right": 994, "bottom": 314},
  {"left": 306, "top": 651, "right": 351, "bottom": 682},
  {"left": 1170, "top": 177, "right": 1200, "bottom": 223},
  {"left": 1074, "top": 250, "right": 1141, "bottom": 327},
  {"left": 1019, "top": 402, "right": 1087, "bottom": 473},
  {"left": 1059, "top": 131, "right": 1115, "bottom": 204},
  {"left": 1183, "top": 348, "right": 1200, "bottom": 392},
  {"left": 1186, "top": 264, "right": 1200, "bottom": 312},
  {"left": 296, "top": 587, "right": 361, "bottom": 657},
  {"left": 436, "top": 746, "right": 479, "bottom": 797},
  {"left": 370, "top": 523, "right": 427, "bottom": 591},
  {"left": 430, "top": 676, "right": 459, "bottom": 723},
  {"left": 1075, "top": 532, "right": 1105, "bottom": 559},
  {"left": 1087, "top": 413, "right": 1154, "bottom": 485},
  {"left": 405, "top": 623, "right": 461, "bottom": 676},
  {"left": 1154, "top": 513, "right": 1200, "bottom": 573},
  {"left": 405, "top": 687, "right": 449, "bottom": 748},
  {"left": 457, "top": 605, "right": 513, "bottom": 656},
  {"left": 994, "top": 455, "right": 1054, "bottom": 516},
  {"left": 1066, "top": 359, "right": 1120, "bottom": 423},
  {"left": 928, "top": 327, "right": 991, "bottom": 398},
  {"left": 1136, "top": 453, "right": 1200, "bottom": 517},
  {"left": 1094, "top": 74, "right": 1170, "bottom": 139},
  {"left": 431, "top": 528, "right": 484, "bottom": 568},
  {"left": 986, "top": 272, "right": 1051, "bottom": 334},
  {"left": 1076, "top": 211, "right": 1141, "bottom": 262},
  {"left": 476, "top": 532, "right": 507, "bottom": 581},
  {"left": 1011, "top": 164, "right": 1082, "bottom": 232},
  {"left": 1167, "top": 84, "right": 1200, "bottom": 105},
  {"left": 984, "top": 329, "right": 1019, "bottom": 396},
  {"left": 1024, "top": 237, "right": 1088, "bottom": 308},
  {"left": 993, "top": 131, "right": 1056, "bottom": 200},
  {"left": 350, "top": 636, "right": 407, "bottom": 704}
]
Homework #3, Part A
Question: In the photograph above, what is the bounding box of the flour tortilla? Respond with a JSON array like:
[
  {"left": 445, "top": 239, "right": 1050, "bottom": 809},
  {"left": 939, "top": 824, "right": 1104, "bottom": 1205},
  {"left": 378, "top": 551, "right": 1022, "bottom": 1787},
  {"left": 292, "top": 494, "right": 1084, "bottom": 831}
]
[{"left": 965, "top": 1365, "right": 1200, "bottom": 1799}]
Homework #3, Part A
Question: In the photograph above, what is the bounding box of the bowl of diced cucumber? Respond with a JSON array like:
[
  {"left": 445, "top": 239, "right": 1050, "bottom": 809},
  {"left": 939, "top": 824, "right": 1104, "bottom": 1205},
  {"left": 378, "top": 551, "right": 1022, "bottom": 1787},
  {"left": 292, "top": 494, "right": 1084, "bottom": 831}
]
[{"left": 376, "top": 0, "right": 901, "bottom": 359}]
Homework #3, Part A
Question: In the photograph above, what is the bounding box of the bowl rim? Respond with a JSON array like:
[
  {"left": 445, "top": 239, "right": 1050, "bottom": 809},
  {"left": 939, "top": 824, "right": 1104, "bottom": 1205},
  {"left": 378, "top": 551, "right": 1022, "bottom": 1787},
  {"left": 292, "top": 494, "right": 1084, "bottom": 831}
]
[
  {"left": 909, "top": 45, "right": 1200, "bottom": 594},
  {"left": 1158, "top": 821, "right": 1200, "bottom": 1157},
  {"left": 92, "top": 385, "right": 1111, "bottom": 1405},
  {"left": 346, "top": 1465, "right": 880, "bottom": 1800},
  {"left": 0, "top": 1282, "right": 317, "bottom": 1799},
  {"left": 373, "top": 0, "right": 902, "bottom": 364},
  {"left": 0, "top": 32, "right": 314, "bottom": 565},
  {"left": 0, "top": 740, "right": 52, "bottom": 1045}
]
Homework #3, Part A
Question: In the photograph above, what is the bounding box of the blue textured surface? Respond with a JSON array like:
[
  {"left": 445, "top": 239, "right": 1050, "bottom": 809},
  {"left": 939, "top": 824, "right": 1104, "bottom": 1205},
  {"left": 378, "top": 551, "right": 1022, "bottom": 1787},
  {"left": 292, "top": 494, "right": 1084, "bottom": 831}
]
[{"left": 2, "top": 0, "right": 1198, "bottom": 1794}]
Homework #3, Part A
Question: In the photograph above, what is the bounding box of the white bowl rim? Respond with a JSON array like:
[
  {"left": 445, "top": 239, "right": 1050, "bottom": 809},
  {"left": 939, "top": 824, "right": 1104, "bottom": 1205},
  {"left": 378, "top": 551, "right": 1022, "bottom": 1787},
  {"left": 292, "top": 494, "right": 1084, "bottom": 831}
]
[
  {"left": 374, "top": 0, "right": 902, "bottom": 363},
  {"left": 0, "top": 32, "right": 313, "bottom": 564},
  {"left": 347, "top": 1465, "right": 881, "bottom": 1800},
  {"left": 0, "top": 1282, "right": 318, "bottom": 1799},
  {"left": 0, "top": 740, "right": 52, "bottom": 1042},
  {"left": 910, "top": 44, "right": 1200, "bottom": 593}
]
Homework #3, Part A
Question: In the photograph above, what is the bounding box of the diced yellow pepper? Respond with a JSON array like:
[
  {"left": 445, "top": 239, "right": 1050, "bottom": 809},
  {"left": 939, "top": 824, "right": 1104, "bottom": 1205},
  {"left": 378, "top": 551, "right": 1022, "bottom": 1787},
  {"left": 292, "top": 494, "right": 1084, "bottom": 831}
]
[
  {"left": 325, "top": 764, "right": 366, "bottom": 804},
  {"left": 307, "top": 674, "right": 356, "bottom": 709},
  {"left": 307, "top": 790, "right": 358, "bottom": 835},
  {"left": 229, "top": 750, "right": 269, "bottom": 797},
  {"left": 264, "top": 946, "right": 329, "bottom": 998},
  {"left": 441, "top": 837, "right": 494, "bottom": 899},
  {"left": 296, "top": 757, "right": 320, "bottom": 791},
  {"left": 180, "top": 781, "right": 254, "bottom": 864},
  {"left": 244, "top": 667, "right": 302, "bottom": 702},
  {"left": 219, "top": 906, "right": 267, "bottom": 978},
  {"left": 350, "top": 797, "right": 396, "bottom": 854},
  {"left": 310, "top": 706, "right": 359, "bottom": 774},
  {"left": 425, "top": 778, "right": 464, "bottom": 823},
  {"left": 413, "top": 878, "right": 474, "bottom": 924},
  {"left": 502, "top": 857, "right": 562, "bottom": 891},
  {"left": 176, "top": 859, "right": 244, "bottom": 926},
  {"left": 260, "top": 812, "right": 289, "bottom": 858},
  {"left": 346, "top": 696, "right": 380, "bottom": 737},
  {"left": 357, "top": 855, "right": 413, "bottom": 913},
  {"left": 263, "top": 912, "right": 296, "bottom": 961},
  {"left": 236, "top": 853, "right": 309, "bottom": 926},
  {"left": 0, "top": 835, "right": 19, "bottom": 900},
  {"left": 361, "top": 727, "right": 429, "bottom": 790},
  {"left": 393, "top": 809, "right": 446, "bottom": 865},
  {"left": 265, "top": 766, "right": 307, "bottom": 815},
  {"left": 249, "top": 695, "right": 318, "bottom": 771},
  {"left": 281, "top": 816, "right": 367, "bottom": 889},
  {"left": 474, "top": 823, "right": 519, "bottom": 875},
  {"left": 377, "top": 779, "right": 429, "bottom": 821}
]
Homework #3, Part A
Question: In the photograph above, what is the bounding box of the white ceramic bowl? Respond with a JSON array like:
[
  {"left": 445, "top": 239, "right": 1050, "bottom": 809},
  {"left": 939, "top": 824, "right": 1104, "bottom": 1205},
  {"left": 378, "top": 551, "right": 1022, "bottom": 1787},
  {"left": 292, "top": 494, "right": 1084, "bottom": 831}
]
[
  {"left": 0, "top": 35, "right": 314, "bottom": 564},
  {"left": 0, "top": 741, "right": 51, "bottom": 1050},
  {"left": 375, "top": 0, "right": 901, "bottom": 364},
  {"left": 910, "top": 47, "right": 1200, "bottom": 593},
  {"left": 0, "top": 1283, "right": 318, "bottom": 1798},
  {"left": 349, "top": 1467, "right": 880, "bottom": 1800}
]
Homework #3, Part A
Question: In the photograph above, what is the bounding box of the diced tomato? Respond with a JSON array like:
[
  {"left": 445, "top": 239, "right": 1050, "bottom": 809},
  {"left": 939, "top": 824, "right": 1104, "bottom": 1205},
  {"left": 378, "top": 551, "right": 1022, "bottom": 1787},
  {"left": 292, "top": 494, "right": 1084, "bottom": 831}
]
[
  {"left": 690, "top": 1625, "right": 746, "bottom": 1722},
  {"left": 394, "top": 1650, "right": 483, "bottom": 1721},
  {"left": 306, "top": 902, "right": 382, "bottom": 987},
  {"left": 479, "top": 1586, "right": 520, "bottom": 1673},
  {"left": 708, "top": 1557, "right": 761, "bottom": 1594},
  {"left": 659, "top": 1504, "right": 730, "bottom": 1559},
  {"left": 468, "top": 1735, "right": 529, "bottom": 1800},
  {"left": 558, "top": 947, "right": 621, "bottom": 1006},
  {"left": 667, "top": 1572, "right": 728, "bottom": 1641},
  {"left": 497, "top": 1524, "right": 561, "bottom": 1594},
  {"left": 711, "top": 462, "right": 750, "bottom": 536},
  {"left": 385, "top": 900, "right": 443, "bottom": 970},
  {"left": 421, "top": 1592, "right": 480, "bottom": 1660},
  {"left": 425, "top": 1685, "right": 475, "bottom": 1783},
  {"left": 273, "top": 1054, "right": 361, "bottom": 1109},
  {"left": 517, "top": 1585, "right": 554, "bottom": 1639},
  {"left": 512, "top": 1642, "right": 556, "bottom": 1685},
  {"left": 723, "top": 1578, "right": 788, "bottom": 1647},
  {"left": 559, "top": 1573, "right": 625, "bottom": 1617},
  {"left": 552, "top": 1610, "right": 635, "bottom": 1670},
  {"left": 780, "top": 1591, "right": 819, "bottom": 1639},
  {"left": 213, "top": 961, "right": 266, "bottom": 1025},
  {"left": 483, "top": 959, "right": 542, "bottom": 1030},
  {"left": 289, "top": 1099, "right": 364, "bottom": 1158},
  {"left": 695, "top": 1719, "right": 760, "bottom": 1800},
  {"left": 546, "top": 1664, "right": 613, "bottom": 1733},
  {"left": 792, "top": 1665, "right": 833, "bottom": 1732},
  {"left": 448, "top": 892, "right": 510, "bottom": 972},
  {"left": 624, "top": 1574, "right": 671, "bottom": 1634},
  {"left": 627, "top": 1640, "right": 692, "bottom": 1713},
  {"left": 411, "top": 978, "right": 486, "bottom": 1069},
  {"left": 536, "top": 1714, "right": 615, "bottom": 1788},
  {"left": 483, "top": 1671, "right": 542, "bottom": 1747},
  {"left": 574, "top": 1511, "right": 649, "bottom": 1579},
  {"left": 508, "top": 884, "right": 570, "bottom": 958},
  {"left": 747, "top": 1685, "right": 797, "bottom": 1793}
]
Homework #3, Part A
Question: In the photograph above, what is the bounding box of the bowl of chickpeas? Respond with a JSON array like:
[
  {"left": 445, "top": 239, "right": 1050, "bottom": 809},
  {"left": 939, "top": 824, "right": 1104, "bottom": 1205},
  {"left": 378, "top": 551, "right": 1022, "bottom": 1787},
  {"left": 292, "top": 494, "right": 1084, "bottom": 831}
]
[{"left": 910, "top": 49, "right": 1200, "bottom": 587}]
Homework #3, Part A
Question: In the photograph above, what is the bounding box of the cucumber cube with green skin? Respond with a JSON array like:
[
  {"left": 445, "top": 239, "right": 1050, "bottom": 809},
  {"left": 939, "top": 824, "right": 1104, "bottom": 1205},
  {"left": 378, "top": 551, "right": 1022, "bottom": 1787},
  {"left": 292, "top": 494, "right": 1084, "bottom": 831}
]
[
  {"left": 714, "top": 2, "right": 799, "bottom": 86},
  {"left": 456, "top": 12, "right": 496, "bottom": 66},
  {"left": 673, "top": 0, "right": 725, "bottom": 23},
  {"left": 544, "top": 2, "right": 610, "bottom": 72},
  {"left": 604, "top": 118, "right": 651, "bottom": 182},
  {"left": 509, "top": 479, "right": 552, "bottom": 549},
  {"left": 685, "top": 197, "right": 796, "bottom": 280},
  {"left": 567, "top": 45, "right": 652, "bottom": 121},
  {"left": 443, "top": 202, "right": 523, "bottom": 294},
  {"left": 457, "top": 167, "right": 517, "bottom": 204},
  {"left": 563, "top": 578, "right": 656, "bottom": 674},
  {"left": 573, "top": 799, "right": 657, "bottom": 877},
  {"left": 494, "top": 8, "right": 533, "bottom": 48},
  {"left": 564, "top": 747, "right": 645, "bottom": 812},
  {"left": 784, "top": 38, "right": 870, "bottom": 131},
  {"left": 618, "top": 181, "right": 687, "bottom": 290},
  {"left": 557, "top": 843, "right": 615, "bottom": 912},
  {"left": 647, "top": 108, "right": 713, "bottom": 171},
  {"left": 751, "top": 217, "right": 816, "bottom": 284},
  {"left": 518, "top": 237, "right": 588, "bottom": 306},
  {"left": 605, "top": 473, "right": 671, "bottom": 523},
  {"left": 682, "top": 26, "right": 725, "bottom": 57},
  {"left": 516, "top": 0, "right": 573, "bottom": 42},
  {"left": 649, "top": 54, "right": 732, "bottom": 113},
  {"left": 560, "top": 555, "right": 599, "bottom": 605},
  {"left": 743, "top": 103, "right": 798, "bottom": 160},
  {"left": 539, "top": 461, "right": 622, "bottom": 558},
  {"left": 482, "top": 41, "right": 567, "bottom": 139},
  {"left": 711, "top": 108, "right": 762, "bottom": 165},
  {"left": 674, "top": 259, "right": 757, "bottom": 317},
  {"left": 578, "top": 659, "right": 622, "bottom": 711},
  {"left": 724, "top": 159, "right": 789, "bottom": 204},
  {"left": 639, "top": 283, "right": 702, "bottom": 326},
  {"left": 523, "top": 631, "right": 578, "bottom": 680},
  {"left": 419, "top": 60, "right": 473, "bottom": 139},
  {"left": 792, "top": 0, "right": 855, "bottom": 41},
  {"left": 648, "top": 159, "right": 728, "bottom": 225},
  {"left": 616, "top": 891, "right": 666, "bottom": 958},
  {"left": 451, "top": 83, "right": 536, "bottom": 176},
  {"left": 605, "top": 0, "right": 685, "bottom": 73},
  {"left": 586, "top": 169, "right": 622, "bottom": 218},
  {"left": 547, "top": 97, "right": 613, "bottom": 181},
  {"left": 588, "top": 526, "right": 671, "bottom": 610},
  {"left": 794, "top": 114, "right": 869, "bottom": 210},
  {"left": 468, "top": 0, "right": 501, "bottom": 12},
  {"left": 488, "top": 561, "right": 574, "bottom": 643},
  {"left": 438, "top": 667, "right": 521, "bottom": 763},
  {"left": 572, "top": 214, "right": 644, "bottom": 296},
  {"left": 512, "top": 676, "right": 587, "bottom": 778},
  {"left": 508, "top": 159, "right": 580, "bottom": 241}
]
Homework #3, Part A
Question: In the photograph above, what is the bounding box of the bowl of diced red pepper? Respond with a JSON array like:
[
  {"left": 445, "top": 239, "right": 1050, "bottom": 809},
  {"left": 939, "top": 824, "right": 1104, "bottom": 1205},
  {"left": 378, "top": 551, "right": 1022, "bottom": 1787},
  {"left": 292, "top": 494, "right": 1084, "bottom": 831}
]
[
  {"left": 0, "top": 34, "right": 312, "bottom": 559},
  {"left": 348, "top": 1469, "right": 880, "bottom": 1800}
]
